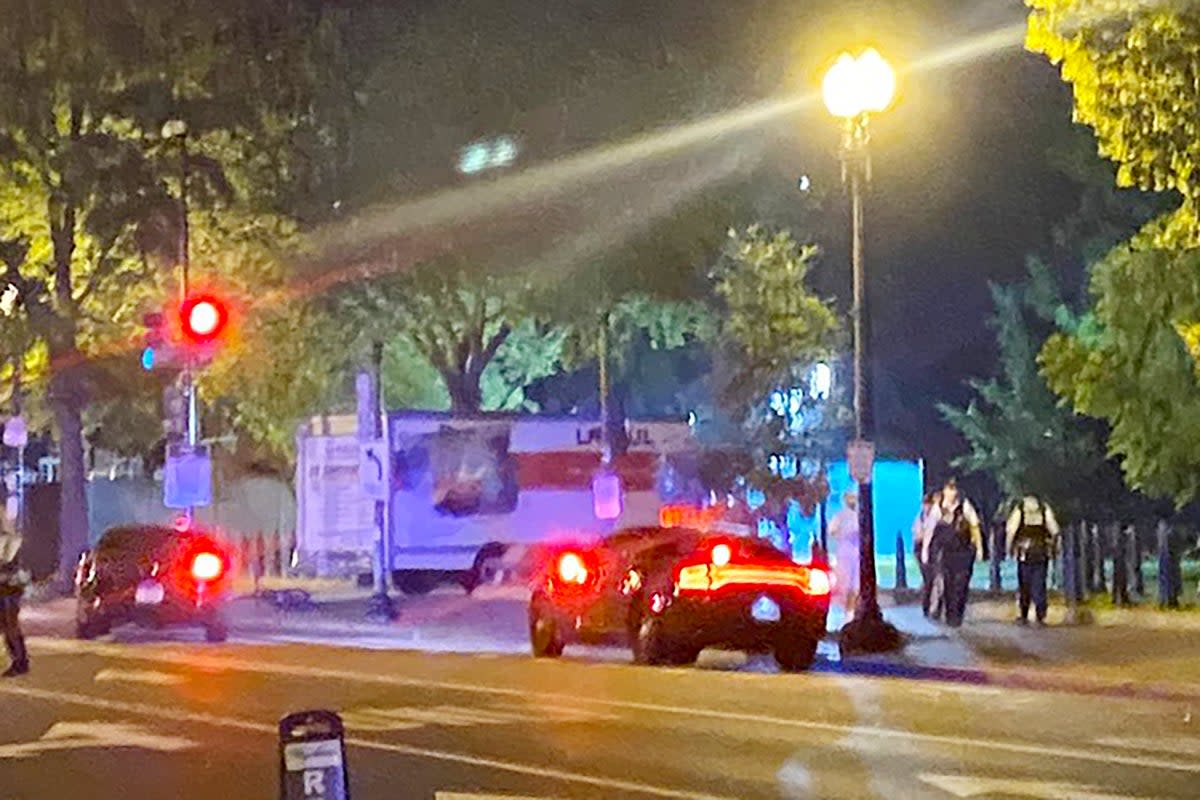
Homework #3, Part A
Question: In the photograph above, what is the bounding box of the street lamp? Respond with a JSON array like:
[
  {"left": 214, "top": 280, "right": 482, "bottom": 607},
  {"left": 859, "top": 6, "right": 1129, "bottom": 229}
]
[{"left": 822, "top": 48, "right": 903, "bottom": 653}]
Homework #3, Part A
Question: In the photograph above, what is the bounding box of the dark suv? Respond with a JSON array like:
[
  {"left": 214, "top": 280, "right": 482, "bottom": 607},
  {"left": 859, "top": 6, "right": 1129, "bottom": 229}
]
[
  {"left": 529, "top": 526, "right": 831, "bottom": 671},
  {"left": 74, "top": 524, "right": 233, "bottom": 642}
]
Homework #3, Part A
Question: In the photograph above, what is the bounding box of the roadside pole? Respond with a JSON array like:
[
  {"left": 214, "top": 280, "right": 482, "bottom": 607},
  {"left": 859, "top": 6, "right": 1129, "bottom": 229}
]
[{"left": 358, "top": 343, "right": 396, "bottom": 622}]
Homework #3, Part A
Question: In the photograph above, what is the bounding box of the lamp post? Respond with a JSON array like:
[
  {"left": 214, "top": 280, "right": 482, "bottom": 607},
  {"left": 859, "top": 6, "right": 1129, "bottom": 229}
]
[{"left": 822, "top": 49, "right": 902, "bottom": 653}]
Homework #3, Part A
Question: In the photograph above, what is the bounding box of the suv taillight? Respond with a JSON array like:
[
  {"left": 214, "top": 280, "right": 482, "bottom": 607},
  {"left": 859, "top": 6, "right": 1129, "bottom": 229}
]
[
  {"left": 556, "top": 551, "right": 589, "bottom": 585},
  {"left": 191, "top": 552, "right": 224, "bottom": 582}
]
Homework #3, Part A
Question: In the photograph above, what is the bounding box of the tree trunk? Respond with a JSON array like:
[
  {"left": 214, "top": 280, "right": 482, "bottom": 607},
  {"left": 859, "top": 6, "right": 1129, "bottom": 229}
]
[
  {"left": 445, "top": 370, "right": 483, "bottom": 415},
  {"left": 50, "top": 366, "right": 89, "bottom": 593}
]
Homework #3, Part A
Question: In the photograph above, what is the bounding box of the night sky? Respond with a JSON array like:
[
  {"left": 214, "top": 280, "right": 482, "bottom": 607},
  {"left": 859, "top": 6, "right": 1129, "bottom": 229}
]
[{"left": 332, "top": 0, "right": 1090, "bottom": 483}]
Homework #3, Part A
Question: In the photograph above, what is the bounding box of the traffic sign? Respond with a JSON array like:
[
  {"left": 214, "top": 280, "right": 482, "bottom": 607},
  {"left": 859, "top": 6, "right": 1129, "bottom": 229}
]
[
  {"left": 3, "top": 415, "right": 27, "bottom": 448},
  {"left": 359, "top": 440, "right": 388, "bottom": 500},
  {"left": 592, "top": 470, "right": 623, "bottom": 521},
  {"left": 164, "top": 443, "right": 211, "bottom": 508},
  {"left": 847, "top": 439, "right": 875, "bottom": 484},
  {"left": 279, "top": 710, "right": 349, "bottom": 800}
]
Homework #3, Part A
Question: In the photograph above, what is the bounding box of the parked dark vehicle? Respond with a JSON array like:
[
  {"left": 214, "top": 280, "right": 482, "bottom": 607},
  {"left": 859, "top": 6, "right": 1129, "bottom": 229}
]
[
  {"left": 74, "top": 524, "right": 233, "bottom": 642},
  {"left": 528, "top": 525, "right": 831, "bottom": 671}
]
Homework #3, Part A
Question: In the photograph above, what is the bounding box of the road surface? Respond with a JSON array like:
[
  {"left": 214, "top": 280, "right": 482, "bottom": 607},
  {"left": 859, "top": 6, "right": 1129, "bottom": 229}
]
[{"left": 3, "top": 620, "right": 1199, "bottom": 800}]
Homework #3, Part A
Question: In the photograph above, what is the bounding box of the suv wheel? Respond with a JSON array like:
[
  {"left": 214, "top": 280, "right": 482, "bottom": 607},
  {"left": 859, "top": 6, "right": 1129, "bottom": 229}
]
[
  {"left": 204, "top": 616, "right": 229, "bottom": 643},
  {"left": 75, "top": 613, "right": 109, "bottom": 640},
  {"left": 529, "top": 609, "right": 564, "bottom": 658},
  {"left": 774, "top": 631, "right": 819, "bottom": 672},
  {"left": 632, "top": 616, "right": 674, "bottom": 666}
]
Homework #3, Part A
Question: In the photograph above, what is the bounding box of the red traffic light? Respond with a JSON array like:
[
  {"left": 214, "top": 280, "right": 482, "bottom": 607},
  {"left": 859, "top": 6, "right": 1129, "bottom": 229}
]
[{"left": 180, "top": 295, "right": 228, "bottom": 344}]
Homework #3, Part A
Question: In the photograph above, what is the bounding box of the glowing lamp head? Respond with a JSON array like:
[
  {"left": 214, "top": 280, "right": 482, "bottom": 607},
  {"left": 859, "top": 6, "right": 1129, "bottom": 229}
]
[
  {"left": 822, "top": 48, "right": 896, "bottom": 119},
  {"left": 191, "top": 551, "right": 223, "bottom": 582},
  {"left": 711, "top": 543, "right": 732, "bottom": 567},
  {"left": 556, "top": 552, "right": 589, "bottom": 585}
]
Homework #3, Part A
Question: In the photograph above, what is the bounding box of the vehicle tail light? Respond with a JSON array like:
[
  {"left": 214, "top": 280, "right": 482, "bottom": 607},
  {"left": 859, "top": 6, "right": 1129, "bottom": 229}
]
[
  {"left": 804, "top": 567, "right": 832, "bottom": 596},
  {"left": 556, "top": 551, "right": 589, "bottom": 585},
  {"left": 191, "top": 551, "right": 224, "bottom": 582},
  {"left": 674, "top": 561, "right": 833, "bottom": 596},
  {"left": 710, "top": 543, "right": 732, "bottom": 566}
]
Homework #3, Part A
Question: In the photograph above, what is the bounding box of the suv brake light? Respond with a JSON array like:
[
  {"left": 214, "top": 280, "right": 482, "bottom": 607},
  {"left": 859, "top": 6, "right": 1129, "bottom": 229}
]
[
  {"left": 556, "top": 551, "right": 589, "bottom": 585},
  {"left": 675, "top": 562, "right": 832, "bottom": 596},
  {"left": 191, "top": 551, "right": 224, "bottom": 582}
]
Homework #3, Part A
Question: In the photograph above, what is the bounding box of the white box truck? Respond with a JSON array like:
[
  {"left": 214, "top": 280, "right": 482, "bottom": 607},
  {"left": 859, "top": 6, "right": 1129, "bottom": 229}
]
[{"left": 386, "top": 412, "right": 694, "bottom": 594}]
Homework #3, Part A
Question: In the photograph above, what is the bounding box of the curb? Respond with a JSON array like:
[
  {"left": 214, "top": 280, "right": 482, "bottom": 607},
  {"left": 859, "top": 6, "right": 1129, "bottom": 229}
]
[{"left": 829, "top": 655, "right": 1200, "bottom": 703}]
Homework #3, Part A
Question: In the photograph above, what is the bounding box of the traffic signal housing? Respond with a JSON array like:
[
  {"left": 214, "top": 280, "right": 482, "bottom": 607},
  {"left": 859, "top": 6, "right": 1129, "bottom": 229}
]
[
  {"left": 180, "top": 295, "right": 229, "bottom": 346},
  {"left": 140, "top": 293, "right": 234, "bottom": 371}
]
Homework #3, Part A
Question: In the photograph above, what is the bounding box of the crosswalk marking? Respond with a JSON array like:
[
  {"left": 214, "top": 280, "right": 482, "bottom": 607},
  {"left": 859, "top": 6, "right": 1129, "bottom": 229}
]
[
  {"left": 94, "top": 668, "right": 185, "bottom": 686},
  {"left": 342, "top": 701, "right": 618, "bottom": 732}
]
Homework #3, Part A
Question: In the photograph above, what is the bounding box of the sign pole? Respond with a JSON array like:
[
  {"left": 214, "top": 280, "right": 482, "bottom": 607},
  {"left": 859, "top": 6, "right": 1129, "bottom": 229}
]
[{"left": 358, "top": 345, "right": 396, "bottom": 623}]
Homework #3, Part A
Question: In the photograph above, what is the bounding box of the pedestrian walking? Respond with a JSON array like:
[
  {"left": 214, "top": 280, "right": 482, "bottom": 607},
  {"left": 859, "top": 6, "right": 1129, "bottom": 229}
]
[
  {"left": 829, "top": 490, "right": 861, "bottom": 620},
  {"left": 923, "top": 477, "right": 983, "bottom": 628},
  {"left": 0, "top": 527, "right": 29, "bottom": 677},
  {"left": 1006, "top": 495, "right": 1060, "bottom": 626},
  {"left": 912, "top": 493, "right": 942, "bottom": 619}
]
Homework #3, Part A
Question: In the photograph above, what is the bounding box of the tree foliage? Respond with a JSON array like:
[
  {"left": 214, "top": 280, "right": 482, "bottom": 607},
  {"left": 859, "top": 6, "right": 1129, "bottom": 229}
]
[
  {"left": 1026, "top": 0, "right": 1200, "bottom": 242},
  {"left": 0, "top": 1, "right": 344, "bottom": 581},
  {"left": 329, "top": 258, "right": 561, "bottom": 414},
  {"left": 704, "top": 225, "right": 843, "bottom": 516},
  {"left": 939, "top": 260, "right": 1129, "bottom": 519},
  {"left": 710, "top": 226, "right": 841, "bottom": 414},
  {"left": 1040, "top": 239, "right": 1200, "bottom": 507}
]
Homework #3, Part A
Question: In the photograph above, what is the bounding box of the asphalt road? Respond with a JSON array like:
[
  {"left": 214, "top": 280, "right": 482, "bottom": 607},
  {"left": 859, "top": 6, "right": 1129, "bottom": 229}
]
[{"left": 4, "top": 620, "right": 1200, "bottom": 800}]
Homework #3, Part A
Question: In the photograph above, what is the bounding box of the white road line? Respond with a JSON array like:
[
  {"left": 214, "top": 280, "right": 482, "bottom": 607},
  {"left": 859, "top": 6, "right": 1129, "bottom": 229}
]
[
  {"left": 27, "top": 638, "right": 1200, "bottom": 775},
  {"left": 0, "top": 684, "right": 732, "bottom": 800},
  {"left": 918, "top": 772, "right": 1163, "bottom": 800},
  {"left": 95, "top": 668, "right": 185, "bottom": 686},
  {"left": 1094, "top": 736, "right": 1200, "bottom": 757}
]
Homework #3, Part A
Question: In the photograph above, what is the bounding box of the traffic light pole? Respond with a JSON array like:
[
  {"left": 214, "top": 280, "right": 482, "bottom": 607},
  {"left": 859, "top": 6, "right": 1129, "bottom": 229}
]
[{"left": 173, "top": 121, "right": 198, "bottom": 526}]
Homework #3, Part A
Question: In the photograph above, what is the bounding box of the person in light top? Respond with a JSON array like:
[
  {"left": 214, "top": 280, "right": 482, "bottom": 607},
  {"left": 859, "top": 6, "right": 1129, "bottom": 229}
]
[
  {"left": 1005, "top": 494, "right": 1061, "bottom": 626},
  {"left": 922, "top": 477, "right": 983, "bottom": 628},
  {"left": 912, "top": 492, "right": 942, "bottom": 619},
  {"left": 829, "top": 490, "right": 861, "bottom": 620}
]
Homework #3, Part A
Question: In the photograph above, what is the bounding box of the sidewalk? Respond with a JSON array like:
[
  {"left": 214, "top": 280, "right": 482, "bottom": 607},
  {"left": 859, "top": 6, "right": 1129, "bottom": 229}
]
[{"left": 836, "top": 595, "right": 1200, "bottom": 702}]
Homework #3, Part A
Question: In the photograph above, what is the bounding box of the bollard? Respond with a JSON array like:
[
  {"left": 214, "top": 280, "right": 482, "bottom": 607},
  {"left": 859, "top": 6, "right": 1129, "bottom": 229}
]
[
  {"left": 1111, "top": 522, "right": 1129, "bottom": 607},
  {"left": 279, "top": 710, "right": 349, "bottom": 800},
  {"left": 989, "top": 521, "right": 1003, "bottom": 593},
  {"left": 895, "top": 531, "right": 908, "bottom": 591},
  {"left": 1062, "top": 521, "right": 1078, "bottom": 615},
  {"left": 1157, "top": 519, "right": 1179, "bottom": 609},
  {"left": 1133, "top": 526, "right": 1145, "bottom": 597},
  {"left": 1079, "top": 522, "right": 1093, "bottom": 600}
]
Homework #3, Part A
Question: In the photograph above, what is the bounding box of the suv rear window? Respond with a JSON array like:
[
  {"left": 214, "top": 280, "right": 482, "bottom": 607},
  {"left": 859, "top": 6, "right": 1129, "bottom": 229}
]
[{"left": 95, "top": 526, "right": 185, "bottom": 561}]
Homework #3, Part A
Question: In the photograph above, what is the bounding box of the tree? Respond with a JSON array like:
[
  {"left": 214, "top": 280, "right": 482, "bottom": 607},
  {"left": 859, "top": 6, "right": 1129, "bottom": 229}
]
[
  {"left": 1027, "top": 0, "right": 1200, "bottom": 507},
  {"left": 705, "top": 225, "right": 843, "bottom": 524},
  {"left": 939, "top": 260, "right": 1129, "bottom": 519},
  {"left": 1026, "top": 0, "right": 1200, "bottom": 243},
  {"left": 1040, "top": 240, "right": 1200, "bottom": 507},
  {"left": 0, "top": 2, "right": 344, "bottom": 586},
  {"left": 329, "top": 258, "right": 562, "bottom": 414}
]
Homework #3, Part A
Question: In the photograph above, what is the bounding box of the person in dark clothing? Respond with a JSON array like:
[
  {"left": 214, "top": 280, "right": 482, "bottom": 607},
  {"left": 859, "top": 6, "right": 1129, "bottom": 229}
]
[
  {"left": 1006, "top": 495, "right": 1061, "bottom": 626},
  {"left": 924, "top": 478, "right": 983, "bottom": 628},
  {"left": 0, "top": 529, "right": 29, "bottom": 677}
]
